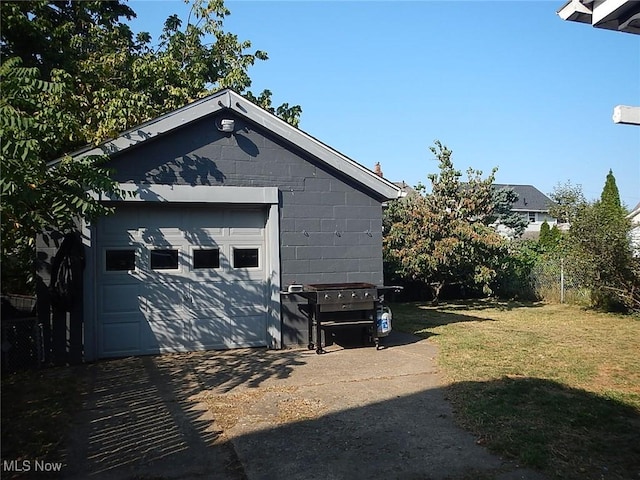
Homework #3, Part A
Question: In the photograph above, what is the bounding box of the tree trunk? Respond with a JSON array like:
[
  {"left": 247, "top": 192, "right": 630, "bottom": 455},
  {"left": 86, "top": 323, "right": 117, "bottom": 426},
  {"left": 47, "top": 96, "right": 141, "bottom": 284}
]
[{"left": 430, "top": 281, "right": 444, "bottom": 306}]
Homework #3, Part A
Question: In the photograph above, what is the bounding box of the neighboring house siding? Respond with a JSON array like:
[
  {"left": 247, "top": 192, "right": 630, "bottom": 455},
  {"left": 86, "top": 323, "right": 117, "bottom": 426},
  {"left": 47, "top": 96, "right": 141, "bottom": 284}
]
[
  {"left": 107, "top": 112, "right": 385, "bottom": 346},
  {"left": 516, "top": 211, "right": 557, "bottom": 231},
  {"left": 629, "top": 204, "right": 640, "bottom": 256}
]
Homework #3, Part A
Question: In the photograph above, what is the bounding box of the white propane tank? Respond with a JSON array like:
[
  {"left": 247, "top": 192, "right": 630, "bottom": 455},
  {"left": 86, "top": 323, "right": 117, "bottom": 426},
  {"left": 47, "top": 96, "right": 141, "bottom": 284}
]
[{"left": 376, "top": 306, "right": 392, "bottom": 337}]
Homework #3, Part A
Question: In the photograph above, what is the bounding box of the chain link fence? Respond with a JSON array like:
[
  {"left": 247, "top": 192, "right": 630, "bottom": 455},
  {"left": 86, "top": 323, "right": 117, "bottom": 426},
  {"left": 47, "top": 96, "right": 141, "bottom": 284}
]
[
  {"left": 1, "top": 295, "right": 44, "bottom": 372},
  {"left": 530, "top": 256, "right": 590, "bottom": 305}
]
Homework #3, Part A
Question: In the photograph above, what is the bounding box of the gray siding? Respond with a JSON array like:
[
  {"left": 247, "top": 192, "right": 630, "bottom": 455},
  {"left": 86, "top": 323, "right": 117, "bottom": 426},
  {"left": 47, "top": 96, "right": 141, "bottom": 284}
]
[{"left": 108, "top": 113, "right": 385, "bottom": 346}]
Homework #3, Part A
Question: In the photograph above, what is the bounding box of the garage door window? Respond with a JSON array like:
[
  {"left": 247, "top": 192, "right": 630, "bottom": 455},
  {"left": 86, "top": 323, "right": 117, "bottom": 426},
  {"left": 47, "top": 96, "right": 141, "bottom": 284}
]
[
  {"left": 150, "top": 249, "right": 179, "bottom": 270},
  {"left": 233, "top": 248, "right": 259, "bottom": 268},
  {"left": 193, "top": 248, "right": 220, "bottom": 269},
  {"left": 105, "top": 249, "right": 136, "bottom": 271}
]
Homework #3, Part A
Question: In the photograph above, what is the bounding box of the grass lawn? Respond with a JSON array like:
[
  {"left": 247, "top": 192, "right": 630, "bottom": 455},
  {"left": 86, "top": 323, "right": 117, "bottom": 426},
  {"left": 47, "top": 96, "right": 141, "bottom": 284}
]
[{"left": 392, "top": 300, "right": 640, "bottom": 480}]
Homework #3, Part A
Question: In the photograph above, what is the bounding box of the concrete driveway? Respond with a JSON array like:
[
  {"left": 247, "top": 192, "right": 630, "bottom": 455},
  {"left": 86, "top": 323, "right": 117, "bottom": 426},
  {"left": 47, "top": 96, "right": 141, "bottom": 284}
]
[{"left": 61, "top": 331, "right": 546, "bottom": 480}]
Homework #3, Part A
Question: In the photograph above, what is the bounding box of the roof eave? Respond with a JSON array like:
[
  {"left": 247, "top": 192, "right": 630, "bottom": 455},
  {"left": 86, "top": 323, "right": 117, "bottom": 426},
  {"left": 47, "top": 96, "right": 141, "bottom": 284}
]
[
  {"left": 558, "top": 0, "right": 640, "bottom": 34},
  {"left": 557, "top": 0, "right": 593, "bottom": 22},
  {"left": 52, "top": 89, "right": 402, "bottom": 201},
  {"left": 225, "top": 91, "right": 401, "bottom": 200}
]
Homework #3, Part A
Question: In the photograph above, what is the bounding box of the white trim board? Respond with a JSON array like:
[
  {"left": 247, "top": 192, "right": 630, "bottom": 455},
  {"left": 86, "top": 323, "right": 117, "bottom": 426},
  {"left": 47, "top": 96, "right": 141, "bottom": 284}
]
[{"left": 92, "top": 184, "right": 279, "bottom": 204}]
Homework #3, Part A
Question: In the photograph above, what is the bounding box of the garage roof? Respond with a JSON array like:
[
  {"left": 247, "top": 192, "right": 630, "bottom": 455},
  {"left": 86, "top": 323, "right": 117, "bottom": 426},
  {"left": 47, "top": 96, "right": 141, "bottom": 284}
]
[{"left": 59, "top": 89, "right": 402, "bottom": 201}]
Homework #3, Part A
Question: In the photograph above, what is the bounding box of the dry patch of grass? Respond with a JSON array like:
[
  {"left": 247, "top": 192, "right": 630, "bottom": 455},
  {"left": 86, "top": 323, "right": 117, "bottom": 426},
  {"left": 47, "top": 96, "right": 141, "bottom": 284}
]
[
  {"left": 194, "top": 386, "right": 326, "bottom": 438},
  {"left": 393, "top": 300, "right": 640, "bottom": 480}
]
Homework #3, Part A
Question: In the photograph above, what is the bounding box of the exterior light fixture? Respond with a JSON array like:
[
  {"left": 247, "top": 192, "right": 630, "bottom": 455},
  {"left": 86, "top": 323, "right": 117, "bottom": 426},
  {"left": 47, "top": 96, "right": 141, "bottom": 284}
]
[{"left": 216, "top": 118, "right": 235, "bottom": 134}]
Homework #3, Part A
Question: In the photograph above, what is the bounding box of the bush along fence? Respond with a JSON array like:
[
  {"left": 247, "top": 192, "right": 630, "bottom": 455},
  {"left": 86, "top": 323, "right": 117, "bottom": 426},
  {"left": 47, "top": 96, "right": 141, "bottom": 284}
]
[{"left": 531, "top": 255, "right": 589, "bottom": 305}]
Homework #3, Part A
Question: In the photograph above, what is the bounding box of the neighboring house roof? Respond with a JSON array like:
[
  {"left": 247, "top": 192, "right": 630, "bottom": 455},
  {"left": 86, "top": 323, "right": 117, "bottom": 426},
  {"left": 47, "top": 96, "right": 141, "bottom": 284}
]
[
  {"left": 557, "top": 0, "right": 640, "bottom": 34},
  {"left": 392, "top": 181, "right": 417, "bottom": 198},
  {"left": 493, "top": 184, "right": 554, "bottom": 212},
  {"left": 54, "top": 89, "right": 402, "bottom": 201}
]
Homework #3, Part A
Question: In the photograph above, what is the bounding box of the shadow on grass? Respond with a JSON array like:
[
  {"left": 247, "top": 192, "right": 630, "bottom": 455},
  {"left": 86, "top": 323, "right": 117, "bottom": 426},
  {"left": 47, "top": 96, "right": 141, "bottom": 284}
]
[
  {"left": 447, "top": 376, "right": 640, "bottom": 480},
  {"left": 390, "top": 299, "right": 545, "bottom": 338},
  {"left": 390, "top": 302, "right": 495, "bottom": 337},
  {"left": 435, "top": 298, "right": 546, "bottom": 312},
  {"left": 226, "top": 376, "right": 640, "bottom": 480}
]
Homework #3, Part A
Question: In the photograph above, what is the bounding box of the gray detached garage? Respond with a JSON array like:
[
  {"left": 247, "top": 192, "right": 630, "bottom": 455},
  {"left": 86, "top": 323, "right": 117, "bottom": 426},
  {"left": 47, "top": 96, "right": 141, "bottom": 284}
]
[{"left": 39, "top": 89, "right": 401, "bottom": 361}]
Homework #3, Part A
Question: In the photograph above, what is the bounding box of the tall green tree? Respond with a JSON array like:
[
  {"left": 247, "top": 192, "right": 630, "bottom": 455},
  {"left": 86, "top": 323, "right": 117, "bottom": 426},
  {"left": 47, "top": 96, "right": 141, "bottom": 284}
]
[
  {"left": 0, "top": 0, "right": 301, "bottom": 293},
  {"left": 0, "top": 58, "right": 126, "bottom": 292},
  {"left": 384, "top": 141, "right": 508, "bottom": 303},
  {"left": 600, "top": 169, "right": 625, "bottom": 218},
  {"left": 0, "top": 1, "right": 136, "bottom": 78},
  {"left": 567, "top": 170, "right": 639, "bottom": 312},
  {"left": 539, "top": 220, "right": 551, "bottom": 246},
  {"left": 1, "top": 0, "right": 301, "bottom": 157}
]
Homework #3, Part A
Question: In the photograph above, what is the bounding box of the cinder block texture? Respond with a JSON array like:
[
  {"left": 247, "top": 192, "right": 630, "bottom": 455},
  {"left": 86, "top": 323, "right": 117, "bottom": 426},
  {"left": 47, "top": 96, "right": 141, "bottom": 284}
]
[{"left": 107, "top": 113, "right": 387, "bottom": 346}]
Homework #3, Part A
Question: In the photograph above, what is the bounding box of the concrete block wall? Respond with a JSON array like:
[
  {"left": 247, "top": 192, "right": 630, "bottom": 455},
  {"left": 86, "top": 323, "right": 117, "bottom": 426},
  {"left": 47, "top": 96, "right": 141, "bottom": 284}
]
[{"left": 108, "top": 112, "right": 386, "bottom": 346}]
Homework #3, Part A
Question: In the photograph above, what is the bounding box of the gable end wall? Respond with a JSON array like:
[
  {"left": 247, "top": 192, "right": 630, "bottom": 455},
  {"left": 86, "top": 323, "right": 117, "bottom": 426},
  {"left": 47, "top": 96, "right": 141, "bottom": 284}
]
[{"left": 107, "top": 113, "right": 385, "bottom": 346}]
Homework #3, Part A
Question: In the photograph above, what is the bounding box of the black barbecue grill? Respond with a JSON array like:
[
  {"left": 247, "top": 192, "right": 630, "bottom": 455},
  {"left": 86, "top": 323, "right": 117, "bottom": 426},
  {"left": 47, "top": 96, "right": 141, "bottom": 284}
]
[{"left": 298, "top": 282, "right": 380, "bottom": 354}]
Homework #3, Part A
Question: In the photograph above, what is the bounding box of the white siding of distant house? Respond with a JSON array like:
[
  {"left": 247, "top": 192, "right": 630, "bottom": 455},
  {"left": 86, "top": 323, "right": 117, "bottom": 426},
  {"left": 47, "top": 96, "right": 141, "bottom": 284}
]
[
  {"left": 494, "top": 212, "right": 559, "bottom": 239},
  {"left": 629, "top": 207, "right": 640, "bottom": 256},
  {"left": 517, "top": 211, "right": 557, "bottom": 232}
]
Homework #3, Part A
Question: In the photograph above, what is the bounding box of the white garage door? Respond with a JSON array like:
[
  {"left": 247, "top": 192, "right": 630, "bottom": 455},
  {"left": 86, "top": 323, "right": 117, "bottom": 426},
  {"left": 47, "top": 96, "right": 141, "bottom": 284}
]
[{"left": 95, "top": 204, "right": 268, "bottom": 358}]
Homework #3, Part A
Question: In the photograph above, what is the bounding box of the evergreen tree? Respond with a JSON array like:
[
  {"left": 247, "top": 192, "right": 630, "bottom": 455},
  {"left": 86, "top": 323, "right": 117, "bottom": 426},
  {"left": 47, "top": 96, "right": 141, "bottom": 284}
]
[
  {"left": 567, "top": 170, "right": 638, "bottom": 312},
  {"left": 538, "top": 221, "right": 563, "bottom": 251},
  {"left": 600, "top": 169, "right": 625, "bottom": 219},
  {"left": 549, "top": 224, "right": 562, "bottom": 247},
  {"left": 539, "top": 221, "right": 551, "bottom": 248}
]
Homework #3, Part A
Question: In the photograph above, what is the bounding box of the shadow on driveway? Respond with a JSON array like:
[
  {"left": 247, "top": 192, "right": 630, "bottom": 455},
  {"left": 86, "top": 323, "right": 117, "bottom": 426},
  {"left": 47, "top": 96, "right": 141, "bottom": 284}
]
[{"left": 60, "top": 332, "right": 549, "bottom": 480}]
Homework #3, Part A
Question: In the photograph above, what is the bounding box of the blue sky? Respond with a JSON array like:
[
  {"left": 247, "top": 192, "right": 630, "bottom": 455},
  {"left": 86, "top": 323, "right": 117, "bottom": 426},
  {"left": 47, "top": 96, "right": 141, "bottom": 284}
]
[{"left": 129, "top": 1, "right": 640, "bottom": 208}]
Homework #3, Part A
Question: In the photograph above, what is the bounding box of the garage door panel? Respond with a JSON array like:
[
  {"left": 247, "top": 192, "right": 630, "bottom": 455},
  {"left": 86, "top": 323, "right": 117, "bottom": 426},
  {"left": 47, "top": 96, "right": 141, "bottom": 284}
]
[
  {"left": 190, "top": 282, "right": 227, "bottom": 312},
  {"left": 228, "top": 209, "right": 266, "bottom": 232},
  {"left": 101, "top": 284, "right": 142, "bottom": 313},
  {"left": 143, "top": 317, "right": 190, "bottom": 352},
  {"left": 144, "top": 282, "right": 186, "bottom": 313},
  {"left": 102, "top": 322, "right": 141, "bottom": 356},
  {"left": 191, "top": 316, "right": 229, "bottom": 349},
  {"left": 187, "top": 210, "right": 225, "bottom": 233},
  {"left": 221, "top": 282, "right": 266, "bottom": 307},
  {"left": 189, "top": 281, "right": 265, "bottom": 311},
  {"left": 141, "top": 230, "right": 184, "bottom": 246},
  {"left": 99, "top": 311, "right": 146, "bottom": 325},
  {"left": 98, "top": 210, "right": 139, "bottom": 241}
]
